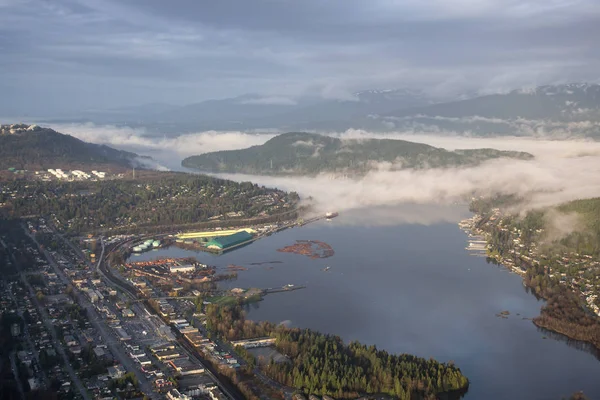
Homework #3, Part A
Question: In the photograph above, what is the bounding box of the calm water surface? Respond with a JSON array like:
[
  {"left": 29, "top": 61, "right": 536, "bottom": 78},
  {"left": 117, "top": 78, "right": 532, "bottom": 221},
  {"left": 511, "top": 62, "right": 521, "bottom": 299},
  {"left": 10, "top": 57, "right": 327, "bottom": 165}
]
[{"left": 133, "top": 209, "right": 600, "bottom": 400}]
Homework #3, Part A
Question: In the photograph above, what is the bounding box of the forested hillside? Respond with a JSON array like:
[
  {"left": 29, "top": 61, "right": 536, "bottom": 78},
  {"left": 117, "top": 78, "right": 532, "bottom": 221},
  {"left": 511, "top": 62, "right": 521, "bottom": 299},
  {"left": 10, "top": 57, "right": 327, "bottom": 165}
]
[
  {"left": 0, "top": 124, "right": 137, "bottom": 170},
  {"left": 469, "top": 196, "right": 600, "bottom": 350},
  {"left": 0, "top": 172, "right": 298, "bottom": 233},
  {"left": 182, "top": 132, "right": 533, "bottom": 175}
]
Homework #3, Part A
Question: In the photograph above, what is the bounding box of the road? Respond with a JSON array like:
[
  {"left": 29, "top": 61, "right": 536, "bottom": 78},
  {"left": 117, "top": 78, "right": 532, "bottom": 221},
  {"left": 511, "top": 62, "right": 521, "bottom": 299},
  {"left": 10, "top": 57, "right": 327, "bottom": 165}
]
[
  {"left": 191, "top": 317, "right": 293, "bottom": 399},
  {"left": 51, "top": 226, "right": 297, "bottom": 399},
  {"left": 91, "top": 242, "right": 244, "bottom": 400},
  {"left": 1, "top": 280, "right": 50, "bottom": 388},
  {"left": 174, "top": 332, "right": 244, "bottom": 400},
  {"left": 9, "top": 352, "right": 26, "bottom": 400},
  {"left": 19, "top": 267, "right": 91, "bottom": 400},
  {"left": 29, "top": 229, "right": 158, "bottom": 398}
]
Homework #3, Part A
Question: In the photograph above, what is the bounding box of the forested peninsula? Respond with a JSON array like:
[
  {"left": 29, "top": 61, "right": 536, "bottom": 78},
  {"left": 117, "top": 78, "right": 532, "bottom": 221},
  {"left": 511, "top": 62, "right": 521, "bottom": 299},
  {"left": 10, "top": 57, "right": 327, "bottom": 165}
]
[{"left": 206, "top": 305, "right": 469, "bottom": 400}]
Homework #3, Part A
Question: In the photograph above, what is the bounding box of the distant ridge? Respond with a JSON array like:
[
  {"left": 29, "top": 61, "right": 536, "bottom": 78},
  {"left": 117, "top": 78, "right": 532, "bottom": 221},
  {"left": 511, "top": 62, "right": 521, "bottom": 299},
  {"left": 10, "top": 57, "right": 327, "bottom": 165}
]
[
  {"left": 376, "top": 83, "right": 600, "bottom": 137},
  {"left": 53, "top": 83, "right": 600, "bottom": 137}
]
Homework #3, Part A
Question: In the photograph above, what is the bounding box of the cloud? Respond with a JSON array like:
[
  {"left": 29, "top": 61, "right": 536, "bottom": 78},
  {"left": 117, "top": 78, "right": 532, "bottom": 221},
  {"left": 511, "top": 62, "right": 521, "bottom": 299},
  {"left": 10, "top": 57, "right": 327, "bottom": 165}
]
[
  {"left": 43, "top": 125, "right": 600, "bottom": 225},
  {"left": 207, "top": 133, "right": 600, "bottom": 224},
  {"left": 48, "top": 123, "right": 276, "bottom": 169},
  {"left": 6, "top": 0, "right": 599, "bottom": 115},
  {"left": 541, "top": 209, "right": 583, "bottom": 243}
]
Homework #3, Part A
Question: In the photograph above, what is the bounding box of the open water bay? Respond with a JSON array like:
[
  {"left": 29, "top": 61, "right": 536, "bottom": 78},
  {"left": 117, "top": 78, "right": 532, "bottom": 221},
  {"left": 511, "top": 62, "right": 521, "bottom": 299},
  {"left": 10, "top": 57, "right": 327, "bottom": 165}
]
[{"left": 133, "top": 208, "right": 600, "bottom": 400}]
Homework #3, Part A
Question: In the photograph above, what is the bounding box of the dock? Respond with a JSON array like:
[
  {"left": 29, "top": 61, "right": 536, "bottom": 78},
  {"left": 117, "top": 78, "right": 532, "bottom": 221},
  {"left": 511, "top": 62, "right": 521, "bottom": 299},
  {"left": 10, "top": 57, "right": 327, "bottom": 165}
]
[{"left": 262, "top": 285, "right": 306, "bottom": 294}]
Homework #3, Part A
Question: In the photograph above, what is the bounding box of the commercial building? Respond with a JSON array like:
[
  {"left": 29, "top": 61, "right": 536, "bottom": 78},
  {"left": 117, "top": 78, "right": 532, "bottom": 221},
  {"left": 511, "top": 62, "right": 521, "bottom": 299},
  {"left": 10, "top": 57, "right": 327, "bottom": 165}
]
[
  {"left": 167, "top": 389, "right": 192, "bottom": 400},
  {"left": 115, "top": 327, "right": 131, "bottom": 341},
  {"left": 151, "top": 343, "right": 176, "bottom": 353},
  {"left": 155, "top": 349, "right": 182, "bottom": 361},
  {"left": 206, "top": 231, "right": 253, "bottom": 250},
  {"left": 184, "top": 331, "right": 208, "bottom": 347},
  {"left": 168, "top": 358, "right": 205, "bottom": 376},
  {"left": 121, "top": 309, "right": 135, "bottom": 318},
  {"left": 135, "top": 355, "right": 152, "bottom": 366}
]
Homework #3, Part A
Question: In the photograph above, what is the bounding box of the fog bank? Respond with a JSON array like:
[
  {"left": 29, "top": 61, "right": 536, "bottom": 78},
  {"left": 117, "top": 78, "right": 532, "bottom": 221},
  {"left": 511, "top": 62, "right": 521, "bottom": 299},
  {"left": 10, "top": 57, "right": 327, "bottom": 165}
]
[{"left": 49, "top": 123, "right": 600, "bottom": 225}]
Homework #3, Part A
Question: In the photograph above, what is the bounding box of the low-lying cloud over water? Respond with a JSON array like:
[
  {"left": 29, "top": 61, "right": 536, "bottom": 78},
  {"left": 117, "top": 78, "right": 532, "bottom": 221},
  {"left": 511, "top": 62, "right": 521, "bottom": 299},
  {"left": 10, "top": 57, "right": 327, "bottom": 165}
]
[{"left": 52, "top": 123, "right": 600, "bottom": 225}]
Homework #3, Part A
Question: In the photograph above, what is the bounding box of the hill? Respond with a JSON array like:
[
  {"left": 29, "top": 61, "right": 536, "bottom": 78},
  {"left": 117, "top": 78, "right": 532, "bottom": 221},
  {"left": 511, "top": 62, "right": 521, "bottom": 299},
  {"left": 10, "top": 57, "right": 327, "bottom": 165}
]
[
  {"left": 1, "top": 171, "right": 297, "bottom": 234},
  {"left": 0, "top": 124, "right": 139, "bottom": 171},
  {"left": 181, "top": 132, "right": 533, "bottom": 175}
]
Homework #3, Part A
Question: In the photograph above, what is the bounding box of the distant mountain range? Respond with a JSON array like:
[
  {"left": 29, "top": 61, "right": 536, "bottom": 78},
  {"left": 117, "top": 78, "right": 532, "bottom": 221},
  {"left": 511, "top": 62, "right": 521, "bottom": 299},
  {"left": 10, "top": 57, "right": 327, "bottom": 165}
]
[
  {"left": 182, "top": 132, "right": 533, "bottom": 176},
  {"left": 0, "top": 124, "right": 139, "bottom": 171},
  {"left": 44, "top": 83, "right": 600, "bottom": 138},
  {"left": 65, "top": 89, "right": 444, "bottom": 133},
  {"left": 376, "top": 83, "right": 600, "bottom": 137}
]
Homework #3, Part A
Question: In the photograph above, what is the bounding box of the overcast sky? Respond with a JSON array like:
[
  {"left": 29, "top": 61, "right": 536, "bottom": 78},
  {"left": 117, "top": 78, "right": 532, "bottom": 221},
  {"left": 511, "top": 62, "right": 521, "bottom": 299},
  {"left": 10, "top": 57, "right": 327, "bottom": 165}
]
[{"left": 1, "top": 0, "right": 600, "bottom": 115}]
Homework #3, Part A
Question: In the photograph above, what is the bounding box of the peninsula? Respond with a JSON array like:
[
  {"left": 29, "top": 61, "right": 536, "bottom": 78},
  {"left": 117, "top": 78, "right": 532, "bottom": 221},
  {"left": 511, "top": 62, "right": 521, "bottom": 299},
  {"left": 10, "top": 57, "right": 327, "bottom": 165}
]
[{"left": 461, "top": 196, "right": 600, "bottom": 350}]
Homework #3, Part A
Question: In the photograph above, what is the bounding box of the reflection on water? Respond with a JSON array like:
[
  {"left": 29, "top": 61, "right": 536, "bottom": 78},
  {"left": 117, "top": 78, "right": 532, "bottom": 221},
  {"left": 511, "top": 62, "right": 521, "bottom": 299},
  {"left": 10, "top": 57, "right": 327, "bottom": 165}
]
[
  {"left": 132, "top": 207, "right": 600, "bottom": 400},
  {"left": 536, "top": 327, "right": 600, "bottom": 362}
]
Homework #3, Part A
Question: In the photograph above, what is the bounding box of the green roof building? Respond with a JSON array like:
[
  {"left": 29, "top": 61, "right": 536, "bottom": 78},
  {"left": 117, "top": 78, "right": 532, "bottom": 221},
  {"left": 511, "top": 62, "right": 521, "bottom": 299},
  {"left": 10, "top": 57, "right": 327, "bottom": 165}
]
[{"left": 206, "top": 231, "right": 253, "bottom": 250}]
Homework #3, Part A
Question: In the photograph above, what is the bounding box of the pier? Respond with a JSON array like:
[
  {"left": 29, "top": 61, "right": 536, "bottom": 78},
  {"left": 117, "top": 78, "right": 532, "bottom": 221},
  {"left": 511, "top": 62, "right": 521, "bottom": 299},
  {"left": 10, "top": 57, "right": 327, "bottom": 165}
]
[{"left": 262, "top": 285, "right": 306, "bottom": 294}]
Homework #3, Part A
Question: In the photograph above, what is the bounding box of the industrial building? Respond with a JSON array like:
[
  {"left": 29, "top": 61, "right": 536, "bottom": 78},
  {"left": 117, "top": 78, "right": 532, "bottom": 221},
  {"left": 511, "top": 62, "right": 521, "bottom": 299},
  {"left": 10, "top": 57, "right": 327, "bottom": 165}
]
[
  {"left": 169, "top": 264, "right": 196, "bottom": 273},
  {"left": 176, "top": 228, "right": 256, "bottom": 240},
  {"left": 206, "top": 231, "right": 253, "bottom": 250}
]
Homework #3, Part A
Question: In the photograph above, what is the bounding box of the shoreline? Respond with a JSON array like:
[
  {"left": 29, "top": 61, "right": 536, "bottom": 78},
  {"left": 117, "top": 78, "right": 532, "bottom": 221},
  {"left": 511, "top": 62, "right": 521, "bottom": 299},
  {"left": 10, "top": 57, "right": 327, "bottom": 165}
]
[{"left": 459, "top": 213, "right": 600, "bottom": 354}]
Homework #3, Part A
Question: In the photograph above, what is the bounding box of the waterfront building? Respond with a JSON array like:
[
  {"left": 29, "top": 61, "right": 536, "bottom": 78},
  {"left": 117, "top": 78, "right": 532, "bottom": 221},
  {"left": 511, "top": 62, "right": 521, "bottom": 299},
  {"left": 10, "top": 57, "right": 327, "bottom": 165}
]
[
  {"left": 206, "top": 231, "right": 252, "bottom": 250},
  {"left": 169, "top": 264, "right": 196, "bottom": 273}
]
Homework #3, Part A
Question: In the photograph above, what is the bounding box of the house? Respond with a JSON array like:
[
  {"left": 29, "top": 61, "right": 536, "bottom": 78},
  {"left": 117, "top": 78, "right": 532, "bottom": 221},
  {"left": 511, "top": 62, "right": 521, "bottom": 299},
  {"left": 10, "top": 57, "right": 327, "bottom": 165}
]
[
  {"left": 107, "top": 365, "right": 126, "bottom": 379},
  {"left": 64, "top": 335, "right": 77, "bottom": 347},
  {"left": 93, "top": 347, "right": 106, "bottom": 358}
]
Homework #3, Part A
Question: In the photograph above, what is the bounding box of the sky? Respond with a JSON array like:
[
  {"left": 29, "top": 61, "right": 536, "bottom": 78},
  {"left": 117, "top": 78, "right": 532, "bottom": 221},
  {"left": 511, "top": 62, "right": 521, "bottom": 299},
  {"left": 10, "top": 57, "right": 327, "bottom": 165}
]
[{"left": 2, "top": 0, "right": 600, "bottom": 115}]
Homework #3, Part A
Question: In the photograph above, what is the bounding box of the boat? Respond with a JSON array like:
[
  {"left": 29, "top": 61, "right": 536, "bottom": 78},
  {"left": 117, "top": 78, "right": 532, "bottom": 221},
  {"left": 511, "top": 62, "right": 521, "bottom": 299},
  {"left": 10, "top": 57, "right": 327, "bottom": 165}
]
[
  {"left": 325, "top": 212, "right": 339, "bottom": 219},
  {"left": 322, "top": 266, "right": 331, "bottom": 271}
]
